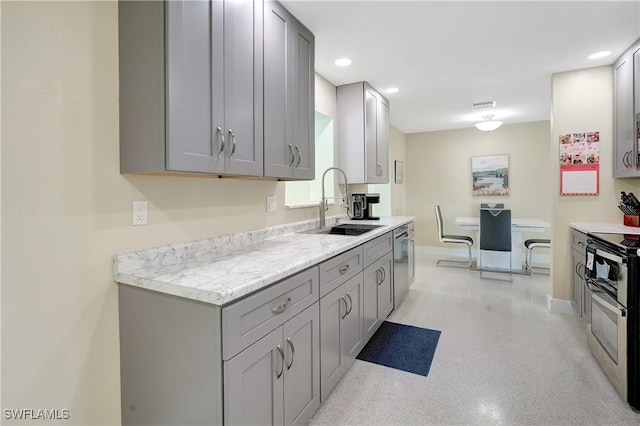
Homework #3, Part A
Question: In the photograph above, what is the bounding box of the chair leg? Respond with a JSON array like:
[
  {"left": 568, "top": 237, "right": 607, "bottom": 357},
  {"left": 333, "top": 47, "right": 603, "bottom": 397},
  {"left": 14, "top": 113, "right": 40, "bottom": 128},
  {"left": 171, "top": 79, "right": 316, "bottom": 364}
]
[
  {"left": 436, "top": 243, "right": 473, "bottom": 269},
  {"left": 479, "top": 251, "right": 513, "bottom": 282},
  {"left": 527, "top": 246, "right": 550, "bottom": 275}
]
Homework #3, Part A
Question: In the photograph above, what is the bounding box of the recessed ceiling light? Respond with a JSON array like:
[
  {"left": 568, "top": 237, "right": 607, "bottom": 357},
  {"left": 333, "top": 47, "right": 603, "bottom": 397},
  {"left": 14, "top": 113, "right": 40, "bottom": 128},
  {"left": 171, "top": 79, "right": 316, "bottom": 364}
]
[
  {"left": 385, "top": 87, "right": 399, "bottom": 94},
  {"left": 588, "top": 50, "right": 612, "bottom": 60},
  {"left": 334, "top": 58, "right": 352, "bottom": 67}
]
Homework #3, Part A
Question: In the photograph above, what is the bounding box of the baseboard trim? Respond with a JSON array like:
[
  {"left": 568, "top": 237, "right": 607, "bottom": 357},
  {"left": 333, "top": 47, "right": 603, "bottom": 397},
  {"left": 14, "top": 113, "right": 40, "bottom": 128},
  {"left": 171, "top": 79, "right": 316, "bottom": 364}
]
[
  {"left": 547, "top": 294, "right": 579, "bottom": 316},
  {"left": 416, "top": 245, "right": 550, "bottom": 267}
]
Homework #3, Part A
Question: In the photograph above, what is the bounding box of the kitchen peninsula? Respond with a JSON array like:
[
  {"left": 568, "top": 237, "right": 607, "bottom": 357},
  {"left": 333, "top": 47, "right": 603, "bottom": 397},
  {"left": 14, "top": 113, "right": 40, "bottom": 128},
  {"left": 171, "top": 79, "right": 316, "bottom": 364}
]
[{"left": 114, "top": 215, "right": 414, "bottom": 425}]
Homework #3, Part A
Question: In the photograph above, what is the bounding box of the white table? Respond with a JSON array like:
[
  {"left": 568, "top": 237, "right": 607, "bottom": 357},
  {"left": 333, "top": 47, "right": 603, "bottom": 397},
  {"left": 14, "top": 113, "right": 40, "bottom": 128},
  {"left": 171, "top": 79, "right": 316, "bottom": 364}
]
[{"left": 455, "top": 217, "right": 551, "bottom": 271}]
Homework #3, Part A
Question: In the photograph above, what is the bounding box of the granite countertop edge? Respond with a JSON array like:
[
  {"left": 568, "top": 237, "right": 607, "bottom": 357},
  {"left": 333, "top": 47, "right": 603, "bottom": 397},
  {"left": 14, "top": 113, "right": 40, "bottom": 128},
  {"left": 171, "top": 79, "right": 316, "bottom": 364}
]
[
  {"left": 114, "top": 216, "right": 415, "bottom": 306},
  {"left": 570, "top": 222, "right": 640, "bottom": 235}
]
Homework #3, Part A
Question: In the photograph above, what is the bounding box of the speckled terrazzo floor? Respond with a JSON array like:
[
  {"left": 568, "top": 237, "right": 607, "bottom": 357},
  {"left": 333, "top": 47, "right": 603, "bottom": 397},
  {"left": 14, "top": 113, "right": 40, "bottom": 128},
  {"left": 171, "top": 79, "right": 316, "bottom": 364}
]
[{"left": 309, "top": 253, "right": 640, "bottom": 425}]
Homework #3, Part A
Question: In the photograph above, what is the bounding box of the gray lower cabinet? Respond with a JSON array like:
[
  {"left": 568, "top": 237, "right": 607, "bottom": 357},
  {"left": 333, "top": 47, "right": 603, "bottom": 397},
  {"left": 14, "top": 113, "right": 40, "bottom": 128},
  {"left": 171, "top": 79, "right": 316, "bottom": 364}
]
[
  {"left": 613, "top": 38, "right": 640, "bottom": 178},
  {"left": 263, "top": 1, "right": 315, "bottom": 180},
  {"left": 224, "top": 303, "right": 320, "bottom": 426},
  {"left": 319, "top": 273, "right": 363, "bottom": 402},
  {"left": 119, "top": 0, "right": 263, "bottom": 177},
  {"left": 571, "top": 229, "right": 588, "bottom": 317},
  {"left": 118, "top": 225, "right": 409, "bottom": 425},
  {"left": 363, "top": 251, "right": 394, "bottom": 343}
]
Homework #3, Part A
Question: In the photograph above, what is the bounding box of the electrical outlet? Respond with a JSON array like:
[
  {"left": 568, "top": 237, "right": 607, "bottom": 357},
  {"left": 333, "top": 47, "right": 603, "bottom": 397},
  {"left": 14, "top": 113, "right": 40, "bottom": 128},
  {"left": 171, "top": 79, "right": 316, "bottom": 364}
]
[
  {"left": 266, "top": 195, "right": 277, "bottom": 212},
  {"left": 132, "top": 200, "right": 148, "bottom": 226}
]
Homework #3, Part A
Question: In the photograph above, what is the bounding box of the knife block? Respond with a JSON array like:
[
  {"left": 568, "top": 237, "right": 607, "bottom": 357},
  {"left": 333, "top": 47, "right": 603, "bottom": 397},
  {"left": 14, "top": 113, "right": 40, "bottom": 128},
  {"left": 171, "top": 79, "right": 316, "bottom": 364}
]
[{"left": 623, "top": 214, "right": 640, "bottom": 227}]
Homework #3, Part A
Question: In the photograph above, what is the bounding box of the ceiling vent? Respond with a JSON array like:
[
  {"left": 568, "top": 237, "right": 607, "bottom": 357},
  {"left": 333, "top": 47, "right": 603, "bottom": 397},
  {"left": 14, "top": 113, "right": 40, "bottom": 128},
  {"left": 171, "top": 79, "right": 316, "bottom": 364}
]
[{"left": 472, "top": 101, "right": 496, "bottom": 109}]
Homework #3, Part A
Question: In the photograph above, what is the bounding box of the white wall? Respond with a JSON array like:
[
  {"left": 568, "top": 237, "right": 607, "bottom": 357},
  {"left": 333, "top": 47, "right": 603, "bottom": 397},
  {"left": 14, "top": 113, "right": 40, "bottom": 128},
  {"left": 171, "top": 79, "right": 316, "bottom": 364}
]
[
  {"left": 1, "top": 2, "right": 343, "bottom": 424},
  {"left": 405, "top": 121, "right": 552, "bottom": 250},
  {"left": 550, "top": 66, "right": 640, "bottom": 301}
]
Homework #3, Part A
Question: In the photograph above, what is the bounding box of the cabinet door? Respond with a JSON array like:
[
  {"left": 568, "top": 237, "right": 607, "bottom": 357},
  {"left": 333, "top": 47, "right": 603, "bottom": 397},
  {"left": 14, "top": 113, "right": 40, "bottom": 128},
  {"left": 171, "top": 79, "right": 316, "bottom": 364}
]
[
  {"left": 292, "top": 20, "right": 315, "bottom": 180},
  {"left": 571, "top": 248, "right": 584, "bottom": 317},
  {"left": 363, "top": 263, "right": 380, "bottom": 344},
  {"left": 319, "top": 285, "right": 347, "bottom": 402},
  {"left": 283, "top": 305, "right": 320, "bottom": 426},
  {"left": 364, "top": 87, "right": 379, "bottom": 183},
  {"left": 342, "top": 274, "right": 363, "bottom": 370},
  {"left": 223, "top": 0, "right": 264, "bottom": 177},
  {"left": 263, "top": 1, "right": 294, "bottom": 178},
  {"left": 634, "top": 46, "right": 640, "bottom": 168},
  {"left": 166, "top": 0, "right": 223, "bottom": 173},
  {"left": 224, "top": 327, "right": 284, "bottom": 426},
  {"left": 363, "top": 253, "right": 393, "bottom": 343},
  {"left": 613, "top": 51, "right": 635, "bottom": 177},
  {"left": 376, "top": 252, "right": 394, "bottom": 321},
  {"left": 376, "top": 97, "right": 390, "bottom": 183}
]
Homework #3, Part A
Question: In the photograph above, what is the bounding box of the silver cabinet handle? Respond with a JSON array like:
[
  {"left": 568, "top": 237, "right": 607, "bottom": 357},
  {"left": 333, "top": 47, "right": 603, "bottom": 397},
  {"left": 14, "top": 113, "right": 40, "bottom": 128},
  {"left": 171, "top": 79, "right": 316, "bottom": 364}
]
[
  {"left": 288, "top": 144, "right": 295, "bottom": 166},
  {"left": 216, "top": 126, "right": 225, "bottom": 158},
  {"left": 338, "top": 264, "right": 350, "bottom": 275},
  {"left": 227, "top": 129, "right": 237, "bottom": 159},
  {"left": 286, "top": 337, "right": 295, "bottom": 370},
  {"left": 376, "top": 269, "right": 381, "bottom": 285},
  {"left": 381, "top": 267, "right": 386, "bottom": 283},
  {"left": 271, "top": 297, "right": 292, "bottom": 314},
  {"left": 276, "top": 345, "right": 285, "bottom": 379},
  {"left": 294, "top": 145, "right": 302, "bottom": 167},
  {"left": 340, "top": 297, "right": 348, "bottom": 319},
  {"left": 345, "top": 293, "right": 353, "bottom": 315},
  {"left": 577, "top": 241, "right": 584, "bottom": 247}
]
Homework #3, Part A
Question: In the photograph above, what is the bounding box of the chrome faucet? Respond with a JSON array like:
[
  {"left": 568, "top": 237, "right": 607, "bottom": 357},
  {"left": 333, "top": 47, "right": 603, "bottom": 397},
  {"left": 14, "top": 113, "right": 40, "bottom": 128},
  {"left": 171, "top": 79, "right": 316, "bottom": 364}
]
[{"left": 320, "top": 167, "right": 350, "bottom": 228}]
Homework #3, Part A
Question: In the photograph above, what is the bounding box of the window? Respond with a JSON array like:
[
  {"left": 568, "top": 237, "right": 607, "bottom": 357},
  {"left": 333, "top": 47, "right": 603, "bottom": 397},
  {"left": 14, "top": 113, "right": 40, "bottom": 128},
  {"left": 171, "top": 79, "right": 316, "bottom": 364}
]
[{"left": 286, "top": 111, "right": 334, "bottom": 208}]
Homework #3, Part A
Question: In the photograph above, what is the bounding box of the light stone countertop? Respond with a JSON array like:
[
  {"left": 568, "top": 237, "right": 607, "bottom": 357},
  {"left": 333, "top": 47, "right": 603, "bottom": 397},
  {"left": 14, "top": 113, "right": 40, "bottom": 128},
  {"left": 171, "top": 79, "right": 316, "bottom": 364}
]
[
  {"left": 114, "top": 216, "right": 414, "bottom": 306},
  {"left": 570, "top": 222, "right": 640, "bottom": 235}
]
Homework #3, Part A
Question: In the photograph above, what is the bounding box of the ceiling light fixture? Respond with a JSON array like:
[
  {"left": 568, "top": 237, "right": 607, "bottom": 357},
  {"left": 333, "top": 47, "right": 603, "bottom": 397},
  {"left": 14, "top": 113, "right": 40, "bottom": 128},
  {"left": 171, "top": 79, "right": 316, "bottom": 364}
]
[
  {"left": 472, "top": 100, "right": 496, "bottom": 109},
  {"left": 334, "top": 58, "right": 352, "bottom": 67},
  {"left": 475, "top": 115, "right": 503, "bottom": 132},
  {"left": 588, "top": 50, "right": 612, "bottom": 60},
  {"left": 385, "top": 87, "right": 399, "bottom": 94}
]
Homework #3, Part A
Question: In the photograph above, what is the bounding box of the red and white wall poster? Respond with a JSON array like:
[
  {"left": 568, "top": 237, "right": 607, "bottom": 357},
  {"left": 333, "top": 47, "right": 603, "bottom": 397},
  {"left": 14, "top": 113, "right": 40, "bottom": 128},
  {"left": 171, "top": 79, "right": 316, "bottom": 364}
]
[{"left": 559, "top": 132, "right": 599, "bottom": 196}]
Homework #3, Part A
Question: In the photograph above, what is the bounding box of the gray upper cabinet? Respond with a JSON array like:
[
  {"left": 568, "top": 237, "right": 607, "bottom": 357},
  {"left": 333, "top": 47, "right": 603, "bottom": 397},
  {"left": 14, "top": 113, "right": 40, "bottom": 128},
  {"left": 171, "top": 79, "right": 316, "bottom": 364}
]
[
  {"left": 613, "top": 38, "right": 640, "bottom": 178},
  {"left": 337, "top": 82, "right": 390, "bottom": 184},
  {"left": 263, "top": 1, "right": 315, "bottom": 180},
  {"left": 119, "top": 0, "right": 263, "bottom": 177}
]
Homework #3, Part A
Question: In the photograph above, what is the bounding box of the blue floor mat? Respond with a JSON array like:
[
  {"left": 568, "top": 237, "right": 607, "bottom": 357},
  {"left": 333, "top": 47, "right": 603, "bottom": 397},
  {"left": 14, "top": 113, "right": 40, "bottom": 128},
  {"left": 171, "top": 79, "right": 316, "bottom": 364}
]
[{"left": 356, "top": 321, "right": 441, "bottom": 376}]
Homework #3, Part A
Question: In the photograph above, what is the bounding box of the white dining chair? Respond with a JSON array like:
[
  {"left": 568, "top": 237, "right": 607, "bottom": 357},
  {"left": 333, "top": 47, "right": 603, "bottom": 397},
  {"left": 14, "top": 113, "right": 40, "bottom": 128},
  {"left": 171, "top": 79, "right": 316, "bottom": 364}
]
[{"left": 434, "top": 205, "right": 474, "bottom": 268}]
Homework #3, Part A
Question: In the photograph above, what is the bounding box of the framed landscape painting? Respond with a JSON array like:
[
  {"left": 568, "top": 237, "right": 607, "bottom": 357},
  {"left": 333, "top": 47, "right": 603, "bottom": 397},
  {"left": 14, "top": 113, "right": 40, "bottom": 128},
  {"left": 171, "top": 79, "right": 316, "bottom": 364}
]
[{"left": 472, "top": 155, "right": 509, "bottom": 196}]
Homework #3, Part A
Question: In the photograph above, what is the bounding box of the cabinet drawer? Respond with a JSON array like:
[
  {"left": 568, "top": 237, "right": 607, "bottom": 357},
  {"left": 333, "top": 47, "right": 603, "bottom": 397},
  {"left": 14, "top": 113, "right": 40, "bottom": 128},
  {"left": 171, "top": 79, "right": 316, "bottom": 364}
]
[
  {"left": 319, "top": 246, "right": 363, "bottom": 297},
  {"left": 222, "top": 267, "right": 319, "bottom": 360},
  {"left": 363, "top": 232, "right": 393, "bottom": 267},
  {"left": 571, "top": 229, "right": 588, "bottom": 253}
]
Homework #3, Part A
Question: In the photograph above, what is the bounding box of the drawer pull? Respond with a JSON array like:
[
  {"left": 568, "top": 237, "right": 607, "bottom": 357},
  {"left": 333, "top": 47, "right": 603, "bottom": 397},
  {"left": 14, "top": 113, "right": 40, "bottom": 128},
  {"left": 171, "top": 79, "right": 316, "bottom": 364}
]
[
  {"left": 276, "top": 345, "right": 285, "bottom": 379},
  {"left": 271, "top": 297, "right": 292, "bottom": 314},
  {"left": 338, "top": 264, "right": 350, "bottom": 274},
  {"left": 286, "top": 337, "right": 295, "bottom": 370}
]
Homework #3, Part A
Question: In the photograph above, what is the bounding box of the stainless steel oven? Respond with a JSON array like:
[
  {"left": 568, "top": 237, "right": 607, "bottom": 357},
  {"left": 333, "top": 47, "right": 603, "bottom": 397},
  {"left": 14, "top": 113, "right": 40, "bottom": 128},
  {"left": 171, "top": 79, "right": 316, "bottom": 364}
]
[{"left": 585, "top": 233, "right": 639, "bottom": 409}]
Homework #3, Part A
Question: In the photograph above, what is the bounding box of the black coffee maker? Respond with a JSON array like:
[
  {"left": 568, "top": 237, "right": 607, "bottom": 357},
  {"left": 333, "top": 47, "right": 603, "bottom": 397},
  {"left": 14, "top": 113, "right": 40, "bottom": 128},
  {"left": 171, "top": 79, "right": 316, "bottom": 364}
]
[{"left": 351, "top": 193, "right": 380, "bottom": 220}]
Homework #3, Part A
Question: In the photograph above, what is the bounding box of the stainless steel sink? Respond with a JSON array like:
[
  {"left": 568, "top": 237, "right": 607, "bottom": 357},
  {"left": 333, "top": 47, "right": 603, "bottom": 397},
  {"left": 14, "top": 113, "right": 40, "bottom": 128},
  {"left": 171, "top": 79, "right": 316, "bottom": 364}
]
[{"left": 300, "top": 223, "right": 382, "bottom": 236}]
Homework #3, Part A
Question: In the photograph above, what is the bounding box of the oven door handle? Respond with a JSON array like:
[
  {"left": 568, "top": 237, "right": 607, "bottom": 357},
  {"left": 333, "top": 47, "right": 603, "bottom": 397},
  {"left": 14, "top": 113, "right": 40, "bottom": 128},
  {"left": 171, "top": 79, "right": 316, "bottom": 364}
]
[
  {"left": 592, "top": 292, "right": 626, "bottom": 317},
  {"left": 593, "top": 247, "right": 626, "bottom": 265}
]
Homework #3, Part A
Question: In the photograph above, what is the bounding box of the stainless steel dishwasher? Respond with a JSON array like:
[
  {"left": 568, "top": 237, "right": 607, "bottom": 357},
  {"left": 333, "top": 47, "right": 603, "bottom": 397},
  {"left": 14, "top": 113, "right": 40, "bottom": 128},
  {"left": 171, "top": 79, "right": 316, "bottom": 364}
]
[{"left": 393, "top": 222, "right": 415, "bottom": 308}]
